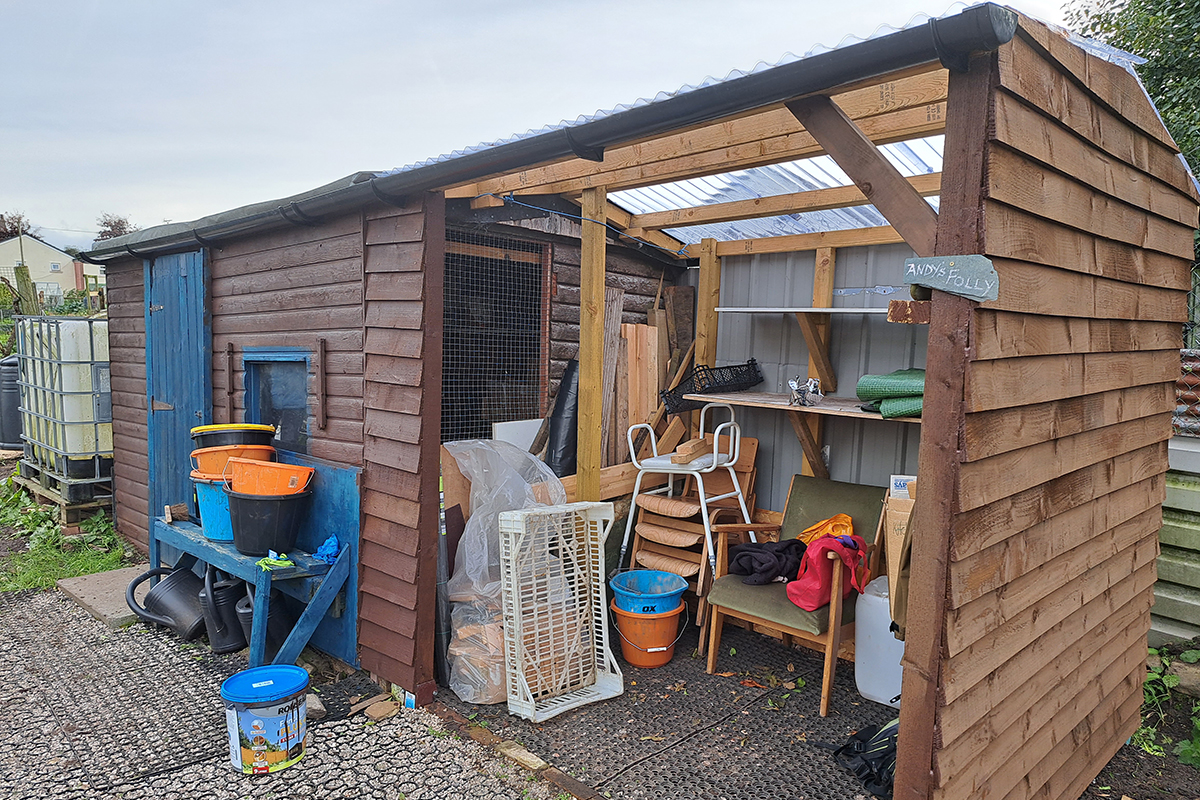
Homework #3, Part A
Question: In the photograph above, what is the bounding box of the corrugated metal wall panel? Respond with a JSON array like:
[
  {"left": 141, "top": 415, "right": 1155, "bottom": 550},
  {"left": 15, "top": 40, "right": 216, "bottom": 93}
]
[{"left": 715, "top": 242, "right": 925, "bottom": 511}]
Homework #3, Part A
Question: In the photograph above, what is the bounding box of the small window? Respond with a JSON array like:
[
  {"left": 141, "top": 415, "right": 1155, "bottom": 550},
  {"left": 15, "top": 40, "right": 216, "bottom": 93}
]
[
  {"left": 50, "top": 262, "right": 61, "bottom": 272},
  {"left": 243, "top": 350, "right": 310, "bottom": 454}
]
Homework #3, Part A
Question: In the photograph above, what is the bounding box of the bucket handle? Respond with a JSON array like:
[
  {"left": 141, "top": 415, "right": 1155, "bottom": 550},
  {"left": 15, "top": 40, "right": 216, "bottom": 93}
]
[
  {"left": 203, "top": 564, "right": 228, "bottom": 635},
  {"left": 610, "top": 605, "right": 690, "bottom": 653},
  {"left": 126, "top": 567, "right": 182, "bottom": 629}
]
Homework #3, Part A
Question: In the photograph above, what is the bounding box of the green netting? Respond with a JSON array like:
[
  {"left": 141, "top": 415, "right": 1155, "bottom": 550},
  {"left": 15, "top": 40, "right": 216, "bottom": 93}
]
[
  {"left": 879, "top": 396, "right": 923, "bottom": 418},
  {"left": 855, "top": 369, "right": 926, "bottom": 401}
]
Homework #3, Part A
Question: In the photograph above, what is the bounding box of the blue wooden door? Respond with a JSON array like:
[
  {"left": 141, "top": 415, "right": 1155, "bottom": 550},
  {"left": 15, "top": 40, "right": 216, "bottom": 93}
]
[{"left": 146, "top": 251, "right": 211, "bottom": 518}]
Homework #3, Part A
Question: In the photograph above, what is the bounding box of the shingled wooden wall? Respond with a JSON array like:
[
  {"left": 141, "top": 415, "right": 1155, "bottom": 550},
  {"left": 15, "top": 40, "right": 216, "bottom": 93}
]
[
  {"left": 358, "top": 193, "right": 445, "bottom": 703},
  {"left": 898, "top": 17, "right": 1200, "bottom": 800}
]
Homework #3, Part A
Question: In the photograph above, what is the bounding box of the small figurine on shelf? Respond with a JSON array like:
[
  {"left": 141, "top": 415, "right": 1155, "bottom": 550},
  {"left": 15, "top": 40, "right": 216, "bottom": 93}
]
[{"left": 789, "top": 377, "right": 824, "bottom": 407}]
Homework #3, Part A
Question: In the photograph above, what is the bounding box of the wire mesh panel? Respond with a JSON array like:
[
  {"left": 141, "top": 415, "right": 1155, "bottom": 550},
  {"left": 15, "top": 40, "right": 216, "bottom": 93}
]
[
  {"left": 441, "top": 230, "right": 547, "bottom": 443},
  {"left": 15, "top": 316, "right": 113, "bottom": 487},
  {"left": 498, "top": 502, "right": 623, "bottom": 722}
]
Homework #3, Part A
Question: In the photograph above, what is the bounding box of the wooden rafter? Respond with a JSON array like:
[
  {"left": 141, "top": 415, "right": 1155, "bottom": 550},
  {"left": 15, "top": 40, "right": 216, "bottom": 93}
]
[
  {"left": 681, "top": 225, "right": 903, "bottom": 258},
  {"left": 446, "top": 69, "right": 949, "bottom": 200},
  {"left": 787, "top": 95, "right": 940, "bottom": 256},
  {"left": 626, "top": 172, "right": 942, "bottom": 233},
  {"left": 590, "top": 199, "right": 688, "bottom": 259},
  {"left": 577, "top": 186, "right": 607, "bottom": 502}
]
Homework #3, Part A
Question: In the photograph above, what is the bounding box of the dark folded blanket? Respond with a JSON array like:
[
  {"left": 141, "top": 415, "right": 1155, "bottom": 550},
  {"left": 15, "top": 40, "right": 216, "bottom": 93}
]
[{"left": 728, "top": 539, "right": 808, "bottom": 585}]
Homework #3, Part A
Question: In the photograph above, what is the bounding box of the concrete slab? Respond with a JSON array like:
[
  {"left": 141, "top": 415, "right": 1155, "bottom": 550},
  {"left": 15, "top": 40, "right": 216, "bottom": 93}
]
[{"left": 57, "top": 563, "right": 150, "bottom": 629}]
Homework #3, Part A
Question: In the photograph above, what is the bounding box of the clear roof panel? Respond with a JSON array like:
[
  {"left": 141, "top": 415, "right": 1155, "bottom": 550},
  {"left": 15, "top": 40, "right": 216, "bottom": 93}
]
[{"left": 610, "top": 135, "right": 944, "bottom": 243}]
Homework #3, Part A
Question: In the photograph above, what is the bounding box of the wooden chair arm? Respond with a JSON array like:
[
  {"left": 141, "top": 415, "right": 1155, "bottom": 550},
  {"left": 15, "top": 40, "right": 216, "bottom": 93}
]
[{"left": 711, "top": 523, "right": 781, "bottom": 533}]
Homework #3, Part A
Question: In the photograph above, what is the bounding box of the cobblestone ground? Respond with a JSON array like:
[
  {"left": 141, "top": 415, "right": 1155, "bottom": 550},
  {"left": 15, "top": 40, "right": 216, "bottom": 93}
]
[{"left": 0, "top": 590, "right": 557, "bottom": 800}]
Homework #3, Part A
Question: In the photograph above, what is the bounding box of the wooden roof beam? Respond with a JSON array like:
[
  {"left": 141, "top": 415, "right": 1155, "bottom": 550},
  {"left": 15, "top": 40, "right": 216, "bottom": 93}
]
[
  {"left": 625, "top": 172, "right": 942, "bottom": 233},
  {"left": 681, "top": 225, "right": 904, "bottom": 258},
  {"left": 445, "top": 68, "right": 949, "bottom": 200},
  {"left": 595, "top": 200, "right": 689, "bottom": 259},
  {"left": 786, "top": 95, "right": 940, "bottom": 256}
]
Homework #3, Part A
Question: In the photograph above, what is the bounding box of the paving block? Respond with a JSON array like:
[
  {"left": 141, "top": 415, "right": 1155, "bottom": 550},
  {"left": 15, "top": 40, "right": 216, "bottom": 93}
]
[{"left": 57, "top": 564, "right": 151, "bottom": 629}]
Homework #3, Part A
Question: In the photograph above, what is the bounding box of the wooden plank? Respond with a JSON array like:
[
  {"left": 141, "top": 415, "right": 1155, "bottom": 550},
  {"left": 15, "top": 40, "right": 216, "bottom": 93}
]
[
  {"left": 616, "top": 341, "right": 629, "bottom": 463},
  {"left": 992, "top": 90, "right": 1198, "bottom": 228},
  {"left": 983, "top": 257, "right": 1187, "bottom": 321},
  {"left": 1015, "top": 17, "right": 1178, "bottom": 153},
  {"left": 686, "top": 391, "right": 920, "bottom": 423},
  {"left": 964, "top": 349, "right": 1181, "bottom": 413},
  {"left": 937, "top": 594, "right": 1147, "bottom": 762},
  {"left": 972, "top": 311, "right": 1182, "bottom": 361},
  {"left": 211, "top": 257, "right": 362, "bottom": 296},
  {"left": 794, "top": 312, "right": 837, "bottom": 392},
  {"left": 364, "top": 242, "right": 425, "bottom": 273},
  {"left": 557, "top": 461, "right": 668, "bottom": 503},
  {"left": 938, "top": 637, "right": 1145, "bottom": 800},
  {"left": 363, "top": 300, "right": 422, "bottom": 330},
  {"left": 452, "top": 70, "right": 950, "bottom": 198},
  {"left": 894, "top": 50, "right": 993, "bottom": 800},
  {"left": 364, "top": 272, "right": 424, "bottom": 302},
  {"left": 787, "top": 95, "right": 938, "bottom": 256},
  {"left": 987, "top": 144, "right": 1196, "bottom": 261},
  {"left": 212, "top": 305, "right": 364, "bottom": 335},
  {"left": 802, "top": 246, "right": 835, "bottom": 477},
  {"left": 682, "top": 225, "right": 904, "bottom": 258},
  {"left": 948, "top": 495, "right": 1161, "bottom": 627},
  {"left": 364, "top": 213, "right": 424, "bottom": 246},
  {"left": 983, "top": 201, "right": 1191, "bottom": 291},
  {"left": 576, "top": 186, "right": 606, "bottom": 502},
  {"left": 363, "top": 407, "right": 421, "bottom": 445},
  {"left": 695, "top": 239, "right": 720, "bottom": 369},
  {"left": 887, "top": 300, "right": 931, "bottom": 324},
  {"left": 212, "top": 213, "right": 361, "bottom": 260},
  {"left": 212, "top": 282, "right": 363, "bottom": 316},
  {"left": 364, "top": 327, "right": 423, "bottom": 359},
  {"left": 584, "top": 199, "right": 688, "bottom": 258},
  {"left": 629, "top": 173, "right": 942, "bottom": 231},
  {"left": 958, "top": 413, "right": 1170, "bottom": 512},
  {"left": 600, "top": 287, "right": 626, "bottom": 467},
  {"left": 787, "top": 411, "right": 829, "bottom": 480},
  {"left": 444, "top": 239, "right": 543, "bottom": 265},
  {"left": 996, "top": 34, "right": 1198, "bottom": 203},
  {"left": 941, "top": 552, "right": 1157, "bottom": 705},
  {"left": 963, "top": 382, "right": 1172, "bottom": 461}
]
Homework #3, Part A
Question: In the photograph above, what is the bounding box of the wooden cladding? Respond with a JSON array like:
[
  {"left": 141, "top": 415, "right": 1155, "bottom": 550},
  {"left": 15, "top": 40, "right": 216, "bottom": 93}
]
[
  {"left": 898, "top": 16, "right": 1198, "bottom": 800},
  {"left": 359, "top": 193, "right": 445, "bottom": 704},
  {"left": 106, "top": 258, "right": 151, "bottom": 552}
]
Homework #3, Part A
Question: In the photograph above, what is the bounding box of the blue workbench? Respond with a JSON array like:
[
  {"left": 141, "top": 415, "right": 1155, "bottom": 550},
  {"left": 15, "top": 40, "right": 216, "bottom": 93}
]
[{"left": 148, "top": 451, "right": 360, "bottom": 668}]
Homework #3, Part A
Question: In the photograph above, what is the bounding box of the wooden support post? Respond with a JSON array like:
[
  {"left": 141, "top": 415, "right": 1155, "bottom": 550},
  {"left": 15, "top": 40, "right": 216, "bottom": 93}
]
[
  {"left": 786, "top": 96, "right": 939, "bottom": 256},
  {"left": 577, "top": 186, "right": 607, "bottom": 502},
  {"left": 696, "top": 238, "right": 721, "bottom": 369},
  {"left": 800, "top": 246, "right": 836, "bottom": 477}
]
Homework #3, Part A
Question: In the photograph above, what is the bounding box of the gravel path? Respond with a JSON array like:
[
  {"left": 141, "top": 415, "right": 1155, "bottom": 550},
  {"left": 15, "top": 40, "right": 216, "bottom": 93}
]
[{"left": 0, "top": 590, "right": 559, "bottom": 800}]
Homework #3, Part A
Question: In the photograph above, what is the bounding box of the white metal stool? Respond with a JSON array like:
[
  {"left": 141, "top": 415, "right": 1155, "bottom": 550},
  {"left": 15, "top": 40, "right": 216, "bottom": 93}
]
[{"left": 617, "top": 403, "right": 756, "bottom": 574}]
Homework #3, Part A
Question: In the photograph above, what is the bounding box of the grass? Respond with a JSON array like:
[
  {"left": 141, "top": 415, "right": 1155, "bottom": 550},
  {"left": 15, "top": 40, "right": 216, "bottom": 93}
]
[{"left": 0, "top": 475, "right": 131, "bottom": 591}]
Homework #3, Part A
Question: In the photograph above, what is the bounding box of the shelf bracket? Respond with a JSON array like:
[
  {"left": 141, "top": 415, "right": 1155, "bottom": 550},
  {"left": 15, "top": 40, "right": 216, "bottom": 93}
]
[
  {"left": 788, "top": 411, "right": 830, "bottom": 480},
  {"left": 794, "top": 312, "right": 838, "bottom": 393}
]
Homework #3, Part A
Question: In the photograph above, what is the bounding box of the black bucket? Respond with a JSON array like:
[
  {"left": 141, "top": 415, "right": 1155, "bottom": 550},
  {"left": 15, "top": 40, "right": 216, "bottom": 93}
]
[
  {"left": 225, "top": 487, "right": 312, "bottom": 556},
  {"left": 235, "top": 586, "right": 295, "bottom": 662},
  {"left": 201, "top": 565, "right": 247, "bottom": 654}
]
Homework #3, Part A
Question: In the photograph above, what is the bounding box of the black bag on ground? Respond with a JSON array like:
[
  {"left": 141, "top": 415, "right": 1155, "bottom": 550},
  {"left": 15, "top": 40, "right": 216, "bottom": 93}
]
[{"left": 829, "top": 717, "right": 899, "bottom": 799}]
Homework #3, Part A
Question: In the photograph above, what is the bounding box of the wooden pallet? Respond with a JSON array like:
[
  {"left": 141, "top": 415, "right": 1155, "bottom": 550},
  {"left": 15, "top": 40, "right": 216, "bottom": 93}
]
[{"left": 13, "top": 468, "right": 113, "bottom": 526}]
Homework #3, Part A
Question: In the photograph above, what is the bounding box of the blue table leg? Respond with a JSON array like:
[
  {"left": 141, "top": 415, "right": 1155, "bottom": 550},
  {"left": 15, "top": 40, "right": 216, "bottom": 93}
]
[
  {"left": 249, "top": 568, "right": 272, "bottom": 668},
  {"left": 273, "top": 546, "right": 351, "bottom": 666}
]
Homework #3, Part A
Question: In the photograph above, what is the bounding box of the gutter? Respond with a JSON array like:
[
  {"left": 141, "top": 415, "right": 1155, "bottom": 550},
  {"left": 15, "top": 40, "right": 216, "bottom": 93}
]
[{"left": 87, "top": 2, "right": 1016, "bottom": 262}]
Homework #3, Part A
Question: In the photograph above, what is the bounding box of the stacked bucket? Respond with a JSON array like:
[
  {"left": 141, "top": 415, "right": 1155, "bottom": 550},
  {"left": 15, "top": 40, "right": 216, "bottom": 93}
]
[
  {"left": 608, "top": 570, "right": 688, "bottom": 668},
  {"left": 190, "top": 424, "right": 314, "bottom": 555}
]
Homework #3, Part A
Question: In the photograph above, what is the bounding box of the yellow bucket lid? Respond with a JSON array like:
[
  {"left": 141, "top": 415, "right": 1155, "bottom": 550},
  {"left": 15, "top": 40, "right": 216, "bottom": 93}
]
[{"left": 190, "top": 423, "right": 276, "bottom": 436}]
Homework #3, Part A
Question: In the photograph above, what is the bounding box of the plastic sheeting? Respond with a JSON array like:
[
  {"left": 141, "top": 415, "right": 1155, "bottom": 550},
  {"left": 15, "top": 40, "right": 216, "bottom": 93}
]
[{"left": 442, "top": 439, "right": 566, "bottom": 704}]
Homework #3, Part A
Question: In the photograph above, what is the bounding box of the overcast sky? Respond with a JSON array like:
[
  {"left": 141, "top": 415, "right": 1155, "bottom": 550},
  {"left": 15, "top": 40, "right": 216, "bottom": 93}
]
[{"left": 3, "top": 0, "right": 1069, "bottom": 253}]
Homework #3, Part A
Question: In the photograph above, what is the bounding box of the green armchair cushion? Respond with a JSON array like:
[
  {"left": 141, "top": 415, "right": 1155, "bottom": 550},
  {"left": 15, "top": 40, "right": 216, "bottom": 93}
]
[{"left": 706, "top": 574, "right": 856, "bottom": 635}]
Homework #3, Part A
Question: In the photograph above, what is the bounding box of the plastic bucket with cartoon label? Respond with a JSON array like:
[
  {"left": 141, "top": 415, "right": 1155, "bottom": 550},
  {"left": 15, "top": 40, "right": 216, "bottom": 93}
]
[{"left": 220, "top": 665, "right": 309, "bottom": 774}]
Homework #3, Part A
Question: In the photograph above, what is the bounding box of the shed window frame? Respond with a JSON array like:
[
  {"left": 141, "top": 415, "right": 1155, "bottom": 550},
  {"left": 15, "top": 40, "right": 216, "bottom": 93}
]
[{"left": 242, "top": 347, "right": 311, "bottom": 454}]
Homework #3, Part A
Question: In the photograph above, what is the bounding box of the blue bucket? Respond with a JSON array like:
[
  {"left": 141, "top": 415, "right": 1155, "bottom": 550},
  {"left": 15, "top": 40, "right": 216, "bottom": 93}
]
[
  {"left": 220, "top": 665, "right": 309, "bottom": 774},
  {"left": 609, "top": 570, "right": 688, "bottom": 615},
  {"left": 194, "top": 477, "right": 233, "bottom": 542}
]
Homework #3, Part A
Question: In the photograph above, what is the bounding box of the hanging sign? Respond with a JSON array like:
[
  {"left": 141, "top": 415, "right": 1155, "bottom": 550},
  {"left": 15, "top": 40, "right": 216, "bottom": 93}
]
[{"left": 902, "top": 255, "right": 998, "bottom": 301}]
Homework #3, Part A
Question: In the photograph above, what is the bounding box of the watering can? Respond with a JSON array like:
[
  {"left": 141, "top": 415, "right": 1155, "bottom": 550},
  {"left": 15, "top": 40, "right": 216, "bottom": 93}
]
[
  {"left": 200, "top": 564, "right": 247, "bottom": 654},
  {"left": 125, "top": 566, "right": 207, "bottom": 641}
]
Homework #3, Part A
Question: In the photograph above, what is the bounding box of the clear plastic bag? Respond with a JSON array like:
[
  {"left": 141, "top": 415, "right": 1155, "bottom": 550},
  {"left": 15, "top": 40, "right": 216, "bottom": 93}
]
[{"left": 442, "top": 439, "right": 565, "bottom": 704}]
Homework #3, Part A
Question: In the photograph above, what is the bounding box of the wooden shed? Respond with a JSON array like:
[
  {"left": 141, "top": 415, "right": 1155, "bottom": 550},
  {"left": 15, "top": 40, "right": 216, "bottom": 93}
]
[{"left": 87, "top": 5, "right": 1199, "bottom": 798}]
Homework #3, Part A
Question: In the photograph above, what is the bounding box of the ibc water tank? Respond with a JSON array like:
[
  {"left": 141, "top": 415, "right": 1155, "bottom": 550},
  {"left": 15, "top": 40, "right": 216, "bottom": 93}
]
[
  {"left": 16, "top": 317, "right": 112, "bottom": 479},
  {"left": 854, "top": 576, "right": 905, "bottom": 708}
]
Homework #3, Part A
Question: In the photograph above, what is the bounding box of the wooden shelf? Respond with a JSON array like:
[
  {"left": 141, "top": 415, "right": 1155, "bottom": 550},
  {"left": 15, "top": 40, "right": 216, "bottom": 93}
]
[{"left": 683, "top": 391, "right": 921, "bottom": 424}]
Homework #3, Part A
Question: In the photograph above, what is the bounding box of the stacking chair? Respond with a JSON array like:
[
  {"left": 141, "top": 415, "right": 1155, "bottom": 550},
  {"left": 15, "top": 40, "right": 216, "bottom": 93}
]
[{"left": 703, "top": 474, "right": 885, "bottom": 716}]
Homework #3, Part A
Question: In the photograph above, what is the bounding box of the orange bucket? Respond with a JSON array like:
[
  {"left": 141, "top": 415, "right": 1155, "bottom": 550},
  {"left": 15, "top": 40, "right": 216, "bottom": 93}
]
[
  {"left": 190, "top": 445, "right": 275, "bottom": 479},
  {"left": 227, "top": 457, "right": 314, "bottom": 496},
  {"left": 610, "top": 600, "right": 686, "bottom": 669}
]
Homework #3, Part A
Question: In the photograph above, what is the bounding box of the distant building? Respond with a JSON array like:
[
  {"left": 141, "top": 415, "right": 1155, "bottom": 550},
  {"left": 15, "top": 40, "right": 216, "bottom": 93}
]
[{"left": 0, "top": 234, "right": 105, "bottom": 308}]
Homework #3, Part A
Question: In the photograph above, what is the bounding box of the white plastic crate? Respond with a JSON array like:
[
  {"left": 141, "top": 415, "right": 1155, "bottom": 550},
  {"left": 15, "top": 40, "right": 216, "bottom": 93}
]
[{"left": 498, "top": 502, "right": 623, "bottom": 722}]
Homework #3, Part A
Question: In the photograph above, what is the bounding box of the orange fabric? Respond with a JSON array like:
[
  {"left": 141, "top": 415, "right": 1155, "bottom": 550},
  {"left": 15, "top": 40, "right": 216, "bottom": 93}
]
[{"left": 798, "top": 513, "right": 853, "bottom": 545}]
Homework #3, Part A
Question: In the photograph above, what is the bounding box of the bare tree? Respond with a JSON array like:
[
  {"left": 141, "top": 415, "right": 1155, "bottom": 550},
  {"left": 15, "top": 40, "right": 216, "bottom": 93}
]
[{"left": 95, "top": 213, "right": 140, "bottom": 241}]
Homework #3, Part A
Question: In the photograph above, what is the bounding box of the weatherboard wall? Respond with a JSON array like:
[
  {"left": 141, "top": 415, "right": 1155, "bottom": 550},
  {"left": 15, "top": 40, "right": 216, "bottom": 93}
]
[{"left": 895, "top": 18, "right": 1199, "bottom": 800}]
